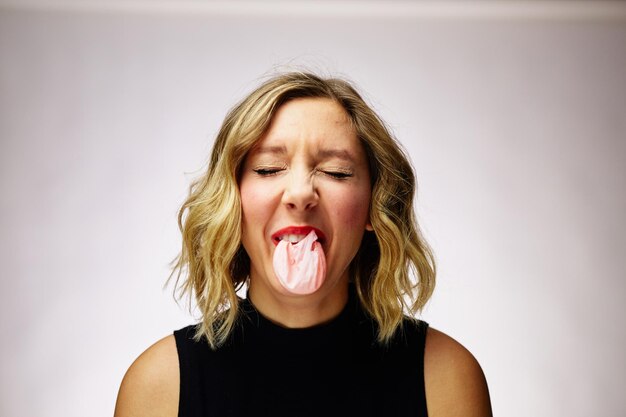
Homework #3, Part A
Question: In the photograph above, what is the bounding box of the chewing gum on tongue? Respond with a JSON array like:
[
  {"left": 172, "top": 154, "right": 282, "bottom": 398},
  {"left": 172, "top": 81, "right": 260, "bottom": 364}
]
[{"left": 273, "top": 230, "right": 326, "bottom": 295}]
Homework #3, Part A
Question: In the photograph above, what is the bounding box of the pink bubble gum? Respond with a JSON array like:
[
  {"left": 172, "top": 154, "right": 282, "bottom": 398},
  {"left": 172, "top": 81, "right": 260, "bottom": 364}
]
[{"left": 272, "top": 230, "right": 327, "bottom": 295}]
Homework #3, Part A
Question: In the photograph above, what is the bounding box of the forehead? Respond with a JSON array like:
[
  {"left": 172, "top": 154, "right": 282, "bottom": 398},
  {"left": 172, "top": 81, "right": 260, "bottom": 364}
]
[
  {"left": 271, "top": 97, "right": 351, "bottom": 127},
  {"left": 250, "top": 98, "right": 361, "bottom": 157}
]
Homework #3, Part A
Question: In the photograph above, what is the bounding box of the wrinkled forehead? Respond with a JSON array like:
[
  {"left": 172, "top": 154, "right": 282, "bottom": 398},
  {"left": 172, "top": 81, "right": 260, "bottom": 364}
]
[{"left": 248, "top": 98, "right": 359, "bottom": 155}]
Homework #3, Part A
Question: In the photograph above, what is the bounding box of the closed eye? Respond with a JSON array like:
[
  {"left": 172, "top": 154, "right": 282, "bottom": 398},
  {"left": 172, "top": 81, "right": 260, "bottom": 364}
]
[
  {"left": 323, "top": 170, "right": 353, "bottom": 179},
  {"left": 253, "top": 168, "right": 283, "bottom": 176}
]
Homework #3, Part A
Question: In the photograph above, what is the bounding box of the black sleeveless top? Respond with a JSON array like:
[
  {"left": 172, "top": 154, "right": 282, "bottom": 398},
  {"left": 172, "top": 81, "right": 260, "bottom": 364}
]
[{"left": 174, "top": 291, "right": 429, "bottom": 417}]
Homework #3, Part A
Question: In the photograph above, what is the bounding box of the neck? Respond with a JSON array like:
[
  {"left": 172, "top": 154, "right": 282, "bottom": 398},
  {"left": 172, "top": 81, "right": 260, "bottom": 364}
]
[{"left": 247, "top": 280, "right": 349, "bottom": 328}]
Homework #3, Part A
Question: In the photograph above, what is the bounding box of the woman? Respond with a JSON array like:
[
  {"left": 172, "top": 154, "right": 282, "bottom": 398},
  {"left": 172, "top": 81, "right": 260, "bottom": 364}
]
[{"left": 115, "top": 72, "right": 492, "bottom": 416}]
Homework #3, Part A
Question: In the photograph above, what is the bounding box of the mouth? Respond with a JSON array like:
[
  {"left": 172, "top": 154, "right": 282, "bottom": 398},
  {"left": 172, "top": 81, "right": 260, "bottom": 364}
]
[{"left": 271, "top": 226, "right": 326, "bottom": 246}]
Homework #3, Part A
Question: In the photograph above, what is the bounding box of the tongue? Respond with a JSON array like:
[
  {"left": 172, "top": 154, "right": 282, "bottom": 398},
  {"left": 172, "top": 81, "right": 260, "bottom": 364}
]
[{"left": 272, "top": 230, "right": 326, "bottom": 295}]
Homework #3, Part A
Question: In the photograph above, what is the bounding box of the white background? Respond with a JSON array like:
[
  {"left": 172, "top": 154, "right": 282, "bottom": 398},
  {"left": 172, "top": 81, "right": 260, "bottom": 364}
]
[{"left": 1, "top": 1, "right": 625, "bottom": 416}]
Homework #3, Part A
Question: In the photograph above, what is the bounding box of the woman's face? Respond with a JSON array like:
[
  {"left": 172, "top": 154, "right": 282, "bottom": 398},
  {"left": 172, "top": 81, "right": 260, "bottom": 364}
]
[{"left": 239, "top": 98, "right": 372, "bottom": 302}]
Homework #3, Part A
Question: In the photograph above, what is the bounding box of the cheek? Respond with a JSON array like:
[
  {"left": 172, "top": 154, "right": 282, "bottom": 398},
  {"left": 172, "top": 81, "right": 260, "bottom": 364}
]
[
  {"left": 333, "top": 188, "right": 371, "bottom": 228},
  {"left": 240, "top": 185, "right": 255, "bottom": 219},
  {"left": 240, "top": 180, "right": 266, "bottom": 218},
  {"left": 239, "top": 182, "right": 262, "bottom": 239},
  {"left": 240, "top": 180, "right": 279, "bottom": 239}
]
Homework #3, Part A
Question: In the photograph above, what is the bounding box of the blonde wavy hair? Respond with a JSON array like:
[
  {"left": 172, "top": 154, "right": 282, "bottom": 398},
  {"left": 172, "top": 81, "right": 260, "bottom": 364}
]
[{"left": 170, "top": 72, "right": 435, "bottom": 348}]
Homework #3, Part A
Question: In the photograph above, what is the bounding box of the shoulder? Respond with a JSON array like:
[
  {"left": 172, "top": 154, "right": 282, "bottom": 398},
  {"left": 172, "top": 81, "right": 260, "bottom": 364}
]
[
  {"left": 114, "top": 335, "right": 179, "bottom": 417},
  {"left": 424, "top": 327, "right": 493, "bottom": 417}
]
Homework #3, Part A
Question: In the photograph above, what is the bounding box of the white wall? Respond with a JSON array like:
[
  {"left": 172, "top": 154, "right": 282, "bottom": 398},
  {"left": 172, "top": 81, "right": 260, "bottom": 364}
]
[{"left": 1, "top": 2, "right": 625, "bottom": 416}]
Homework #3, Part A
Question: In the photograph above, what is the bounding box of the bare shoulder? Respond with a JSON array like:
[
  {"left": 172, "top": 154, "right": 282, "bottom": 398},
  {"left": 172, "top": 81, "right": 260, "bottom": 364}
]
[
  {"left": 424, "top": 327, "right": 493, "bottom": 417},
  {"left": 114, "top": 335, "right": 179, "bottom": 417}
]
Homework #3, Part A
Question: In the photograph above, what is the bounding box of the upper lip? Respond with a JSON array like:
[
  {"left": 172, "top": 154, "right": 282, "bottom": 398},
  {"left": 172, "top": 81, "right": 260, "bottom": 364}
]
[{"left": 271, "top": 226, "right": 326, "bottom": 245}]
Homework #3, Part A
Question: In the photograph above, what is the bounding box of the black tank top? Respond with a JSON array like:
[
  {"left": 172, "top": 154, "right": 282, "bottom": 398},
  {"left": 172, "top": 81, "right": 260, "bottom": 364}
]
[{"left": 174, "top": 290, "right": 429, "bottom": 417}]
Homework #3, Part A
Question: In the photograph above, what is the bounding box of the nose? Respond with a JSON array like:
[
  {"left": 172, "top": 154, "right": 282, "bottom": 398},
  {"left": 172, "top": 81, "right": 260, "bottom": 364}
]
[{"left": 281, "top": 169, "right": 318, "bottom": 211}]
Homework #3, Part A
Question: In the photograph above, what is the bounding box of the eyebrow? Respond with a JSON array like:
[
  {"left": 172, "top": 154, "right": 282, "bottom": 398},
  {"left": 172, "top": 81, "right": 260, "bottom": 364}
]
[
  {"left": 251, "top": 146, "right": 356, "bottom": 162},
  {"left": 252, "top": 145, "right": 287, "bottom": 156},
  {"left": 317, "top": 148, "right": 356, "bottom": 162}
]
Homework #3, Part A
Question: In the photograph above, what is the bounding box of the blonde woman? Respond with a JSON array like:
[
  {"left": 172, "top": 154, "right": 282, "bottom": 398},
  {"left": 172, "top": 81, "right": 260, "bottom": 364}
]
[{"left": 115, "top": 73, "right": 492, "bottom": 417}]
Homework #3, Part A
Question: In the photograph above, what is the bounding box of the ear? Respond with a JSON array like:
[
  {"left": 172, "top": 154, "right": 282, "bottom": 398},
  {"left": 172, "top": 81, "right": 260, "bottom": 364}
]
[{"left": 365, "top": 222, "right": 374, "bottom": 232}]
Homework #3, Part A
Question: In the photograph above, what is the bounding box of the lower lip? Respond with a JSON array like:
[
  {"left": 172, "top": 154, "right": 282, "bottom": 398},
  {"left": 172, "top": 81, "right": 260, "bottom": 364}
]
[{"left": 271, "top": 227, "right": 326, "bottom": 246}]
